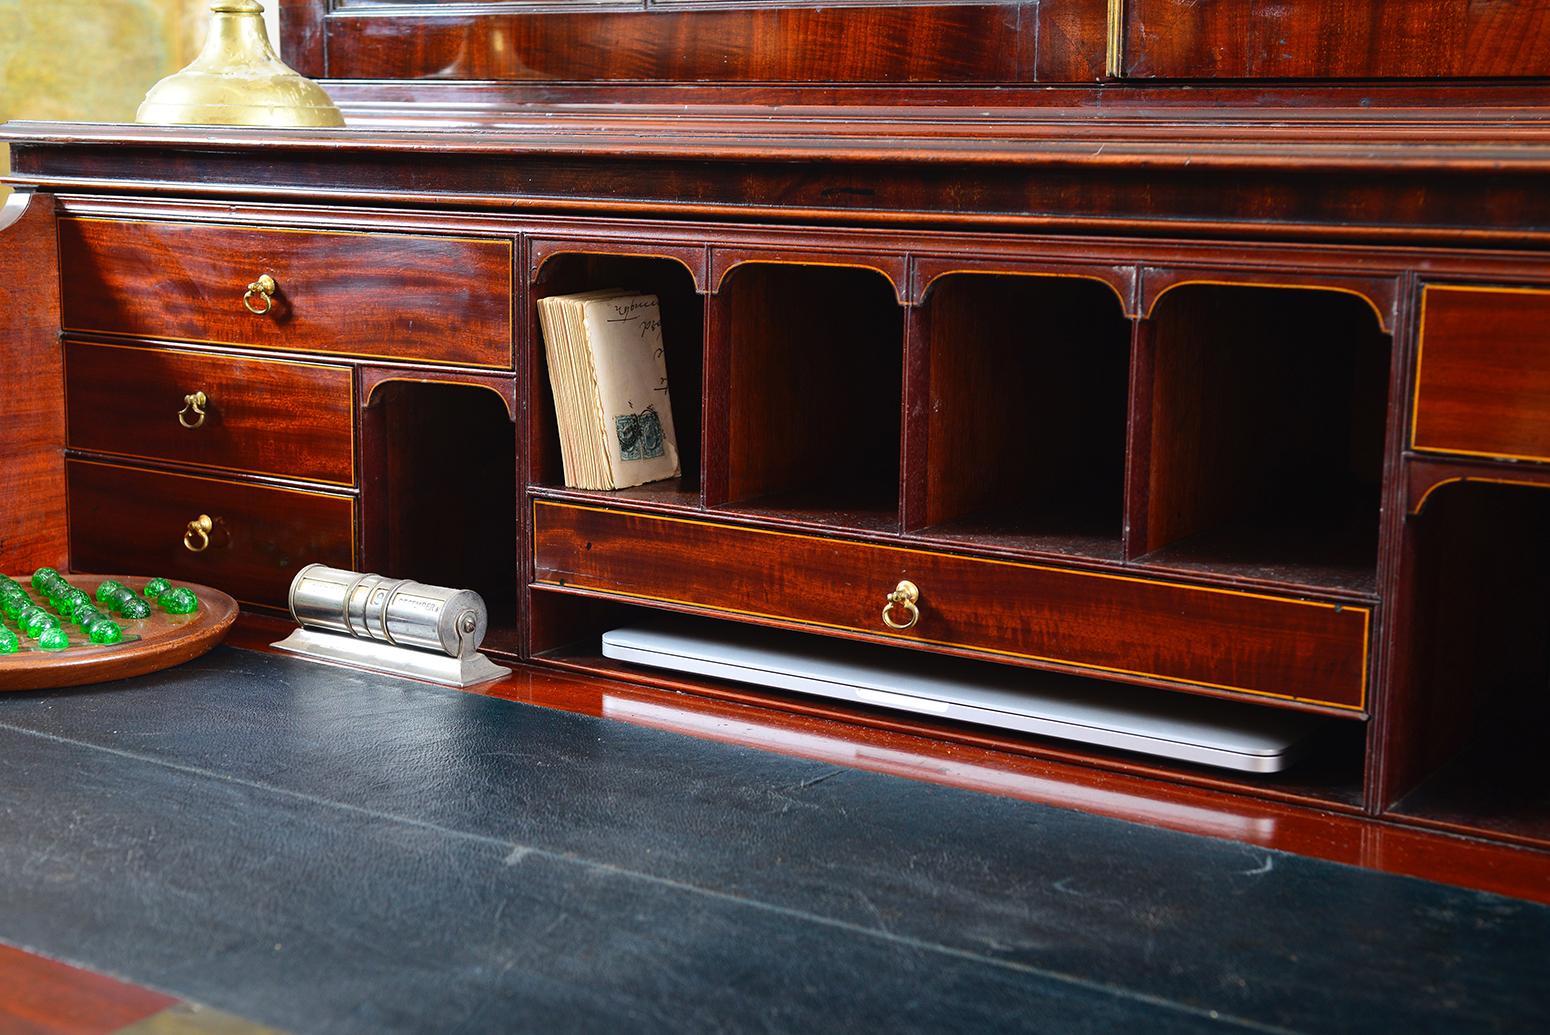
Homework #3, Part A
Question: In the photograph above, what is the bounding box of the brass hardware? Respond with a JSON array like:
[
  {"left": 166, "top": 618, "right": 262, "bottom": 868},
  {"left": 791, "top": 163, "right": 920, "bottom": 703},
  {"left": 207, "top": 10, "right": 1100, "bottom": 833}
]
[
  {"left": 136, "top": 1, "right": 345, "bottom": 128},
  {"left": 243, "top": 273, "right": 276, "bottom": 315},
  {"left": 1105, "top": 0, "right": 1125, "bottom": 78},
  {"left": 183, "top": 514, "right": 214, "bottom": 553},
  {"left": 178, "top": 390, "right": 208, "bottom": 428},
  {"left": 882, "top": 580, "right": 921, "bottom": 631}
]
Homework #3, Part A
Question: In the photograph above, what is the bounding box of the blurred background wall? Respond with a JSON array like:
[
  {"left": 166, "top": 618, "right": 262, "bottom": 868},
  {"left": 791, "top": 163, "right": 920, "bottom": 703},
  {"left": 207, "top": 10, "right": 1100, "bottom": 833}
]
[{"left": 0, "top": 0, "right": 282, "bottom": 201}]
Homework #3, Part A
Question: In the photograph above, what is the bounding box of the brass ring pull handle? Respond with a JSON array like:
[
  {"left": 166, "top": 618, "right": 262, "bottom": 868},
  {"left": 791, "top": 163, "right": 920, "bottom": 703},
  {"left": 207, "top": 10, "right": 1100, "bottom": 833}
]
[
  {"left": 183, "top": 514, "right": 214, "bottom": 553},
  {"left": 178, "top": 390, "right": 208, "bottom": 429},
  {"left": 242, "top": 273, "right": 276, "bottom": 315},
  {"left": 882, "top": 580, "right": 921, "bottom": 631}
]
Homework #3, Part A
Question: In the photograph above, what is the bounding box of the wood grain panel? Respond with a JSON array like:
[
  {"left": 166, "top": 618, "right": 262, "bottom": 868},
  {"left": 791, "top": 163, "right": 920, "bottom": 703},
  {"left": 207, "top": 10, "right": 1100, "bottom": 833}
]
[
  {"left": 1033, "top": 0, "right": 1110, "bottom": 82},
  {"left": 0, "top": 192, "right": 66, "bottom": 574},
  {"left": 1124, "top": 0, "right": 1550, "bottom": 79},
  {"left": 68, "top": 460, "right": 354, "bottom": 608},
  {"left": 1412, "top": 285, "right": 1550, "bottom": 464},
  {"left": 58, "top": 218, "right": 513, "bottom": 369},
  {"left": 66, "top": 341, "right": 355, "bottom": 485},
  {"left": 321, "top": 5, "right": 1034, "bottom": 83},
  {"left": 277, "top": 0, "right": 327, "bottom": 77},
  {"left": 532, "top": 501, "right": 1371, "bottom": 710}
]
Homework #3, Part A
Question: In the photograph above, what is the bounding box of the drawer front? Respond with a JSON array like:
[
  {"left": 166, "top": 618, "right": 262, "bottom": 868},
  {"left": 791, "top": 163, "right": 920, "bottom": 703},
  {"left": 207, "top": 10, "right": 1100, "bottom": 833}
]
[
  {"left": 68, "top": 460, "right": 354, "bottom": 608},
  {"left": 66, "top": 341, "right": 354, "bottom": 485},
  {"left": 1413, "top": 285, "right": 1550, "bottom": 464},
  {"left": 59, "top": 218, "right": 513, "bottom": 369},
  {"left": 533, "top": 502, "right": 1371, "bottom": 710}
]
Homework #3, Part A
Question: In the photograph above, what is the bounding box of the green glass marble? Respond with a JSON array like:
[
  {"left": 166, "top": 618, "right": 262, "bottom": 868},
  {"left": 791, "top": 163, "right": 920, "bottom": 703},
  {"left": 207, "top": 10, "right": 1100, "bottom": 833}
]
[
  {"left": 87, "top": 619, "right": 122, "bottom": 645},
  {"left": 107, "top": 587, "right": 141, "bottom": 614},
  {"left": 41, "top": 579, "right": 68, "bottom": 602},
  {"left": 96, "top": 579, "right": 125, "bottom": 603},
  {"left": 0, "top": 628, "right": 17, "bottom": 654},
  {"left": 158, "top": 587, "right": 199, "bottom": 615},
  {"left": 143, "top": 577, "right": 172, "bottom": 601},
  {"left": 21, "top": 610, "right": 58, "bottom": 638},
  {"left": 119, "top": 598, "right": 152, "bottom": 620},
  {"left": 31, "top": 567, "right": 58, "bottom": 590},
  {"left": 52, "top": 589, "right": 86, "bottom": 617},
  {"left": 72, "top": 603, "right": 102, "bottom": 629},
  {"left": 37, "top": 627, "right": 69, "bottom": 651}
]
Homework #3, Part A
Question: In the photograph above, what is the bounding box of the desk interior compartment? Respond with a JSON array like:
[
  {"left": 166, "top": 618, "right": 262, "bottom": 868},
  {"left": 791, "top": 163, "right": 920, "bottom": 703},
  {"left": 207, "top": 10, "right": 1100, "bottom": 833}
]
[
  {"left": 530, "top": 252, "right": 704, "bottom": 508},
  {"left": 918, "top": 273, "right": 1131, "bottom": 560},
  {"left": 1138, "top": 284, "right": 1390, "bottom": 595},
  {"left": 1388, "top": 483, "right": 1550, "bottom": 848},
  {"left": 717, "top": 263, "right": 903, "bottom": 532},
  {"left": 363, "top": 380, "right": 519, "bottom": 657},
  {"left": 528, "top": 591, "right": 1366, "bottom": 807}
]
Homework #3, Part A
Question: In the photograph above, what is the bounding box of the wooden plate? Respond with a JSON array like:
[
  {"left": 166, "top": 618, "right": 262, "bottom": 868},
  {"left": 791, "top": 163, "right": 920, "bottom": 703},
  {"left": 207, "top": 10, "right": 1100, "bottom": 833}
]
[{"left": 0, "top": 575, "right": 237, "bottom": 691}]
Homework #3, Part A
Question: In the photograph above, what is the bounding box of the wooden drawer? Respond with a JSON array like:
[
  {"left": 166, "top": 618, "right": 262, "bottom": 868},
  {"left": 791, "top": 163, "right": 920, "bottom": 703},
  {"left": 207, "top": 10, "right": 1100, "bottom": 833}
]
[
  {"left": 532, "top": 502, "right": 1371, "bottom": 711},
  {"left": 66, "top": 341, "right": 354, "bottom": 486},
  {"left": 1413, "top": 285, "right": 1550, "bottom": 464},
  {"left": 68, "top": 460, "right": 354, "bottom": 608},
  {"left": 58, "top": 218, "right": 513, "bottom": 369}
]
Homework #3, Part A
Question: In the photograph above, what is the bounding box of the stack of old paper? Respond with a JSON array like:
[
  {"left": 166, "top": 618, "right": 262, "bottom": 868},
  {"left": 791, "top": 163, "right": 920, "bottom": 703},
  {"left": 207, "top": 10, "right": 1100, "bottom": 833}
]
[{"left": 536, "top": 290, "right": 681, "bottom": 490}]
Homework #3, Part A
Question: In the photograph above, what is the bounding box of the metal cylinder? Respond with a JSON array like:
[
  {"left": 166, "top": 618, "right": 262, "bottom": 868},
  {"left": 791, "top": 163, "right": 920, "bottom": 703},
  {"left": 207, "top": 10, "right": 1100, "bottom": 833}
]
[{"left": 286, "top": 564, "right": 489, "bottom": 658}]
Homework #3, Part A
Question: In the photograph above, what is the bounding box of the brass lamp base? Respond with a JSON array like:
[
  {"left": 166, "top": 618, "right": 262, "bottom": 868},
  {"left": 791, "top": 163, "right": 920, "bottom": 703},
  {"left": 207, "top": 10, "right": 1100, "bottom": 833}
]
[{"left": 136, "top": 0, "right": 344, "bottom": 128}]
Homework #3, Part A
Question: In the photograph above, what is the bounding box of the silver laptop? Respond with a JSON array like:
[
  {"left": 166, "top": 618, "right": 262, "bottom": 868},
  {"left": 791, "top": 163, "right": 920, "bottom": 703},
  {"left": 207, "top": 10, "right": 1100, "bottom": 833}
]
[{"left": 601, "top": 621, "right": 1320, "bottom": 773}]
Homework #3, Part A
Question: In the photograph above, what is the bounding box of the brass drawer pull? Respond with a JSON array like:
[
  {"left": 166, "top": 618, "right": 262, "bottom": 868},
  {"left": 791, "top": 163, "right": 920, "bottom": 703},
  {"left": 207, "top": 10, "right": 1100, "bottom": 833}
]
[
  {"left": 183, "top": 514, "right": 214, "bottom": 553},
  {"left": 242, "top": 273, "right": 277, "bottom": 315},
  {"left": 178, "top": 390, "right": 208, "bottom": 428},
  {"left": 882, "top": 580, "right": 920, "bottom": 631}
]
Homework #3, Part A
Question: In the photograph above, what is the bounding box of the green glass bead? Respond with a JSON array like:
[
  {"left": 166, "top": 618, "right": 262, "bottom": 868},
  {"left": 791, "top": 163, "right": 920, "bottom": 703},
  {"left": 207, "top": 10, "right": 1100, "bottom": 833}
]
[
  {"left": 96, "top": 579, "right": 125, "bottom": 603},
  {"left": 143, "top": 578, "right": 173, "bottom": 601},
  {"left": 22, "top": 610, "right": 58, "bottom": 638},
  {"left": 37, "top": 627, "right": 69, "bottom": 651},
  {"left": 158, "top": 587, "right": 199, "bottom": 615},
  {"left": 1, "top": 596, "right": 25, "bottom": 620},
  {"left": 87, "top": 619, "right": 122, "bottom": 645},
  {"left": 73, "top": 604, "right": 102, "bottom": 629},
  {"left": 118, "top": 597, "right": 152, "bottom": 620},
  {"left": 31, "top": 567, "right": 58, "bottom": 590},
  {"left": 0, "top": 628, "right": 17, "bottom": 654},
  {"left": 107, "top": 587, "right": 138, "bottom": 612},
  {"left": 59, "top": 589, "right": 92, "bottom": 617}
]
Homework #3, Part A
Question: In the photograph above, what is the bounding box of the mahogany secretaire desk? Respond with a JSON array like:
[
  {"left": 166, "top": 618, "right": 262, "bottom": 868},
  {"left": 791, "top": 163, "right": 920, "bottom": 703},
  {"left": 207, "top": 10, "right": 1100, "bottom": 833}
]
[{"left": 3, "top": 0, "right": 1550, "bottom": 867}]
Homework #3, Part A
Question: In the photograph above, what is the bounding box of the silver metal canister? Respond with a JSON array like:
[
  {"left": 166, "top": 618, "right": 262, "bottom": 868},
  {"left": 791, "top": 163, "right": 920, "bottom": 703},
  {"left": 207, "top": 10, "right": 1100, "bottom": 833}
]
[{"left": 287, "top": 564, "right": 488, "bottom": 659}]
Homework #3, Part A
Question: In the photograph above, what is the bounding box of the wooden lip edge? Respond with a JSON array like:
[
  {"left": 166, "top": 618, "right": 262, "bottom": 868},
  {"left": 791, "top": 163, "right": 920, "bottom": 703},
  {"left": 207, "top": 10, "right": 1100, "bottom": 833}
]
[
  {"left": 18, "top": 174, "right": 1550, "bottom": 249},
  {"left": 13, "top": 122, "right": 1550, "bottom": 172}
]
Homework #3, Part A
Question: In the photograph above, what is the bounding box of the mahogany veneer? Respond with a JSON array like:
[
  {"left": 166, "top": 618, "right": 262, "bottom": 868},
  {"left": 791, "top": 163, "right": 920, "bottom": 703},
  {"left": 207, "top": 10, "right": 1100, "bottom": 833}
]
[
  {"left": 58, "top": 217, "right": 514, "bottom": 369},
  {"left": 1412, "top": 285, "right": 1550, "bottom": 465},
  {"left": 532, "top": 501, "right": 1370, "bottom": 711},
  {"left": 65, "top": 340, "right": 355, "bottom": 486},
  {"left": 67, "top": 460, "right": 354, "bottom": 609}
]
